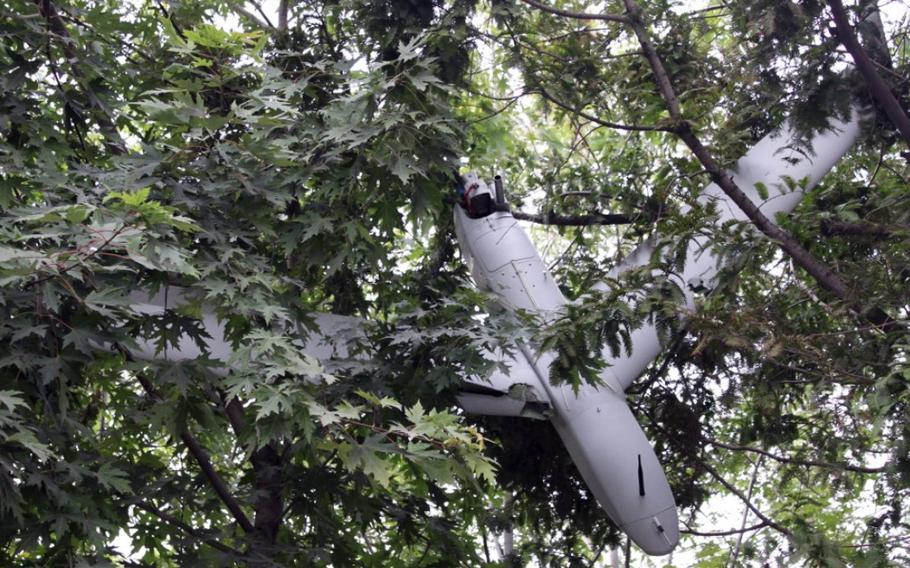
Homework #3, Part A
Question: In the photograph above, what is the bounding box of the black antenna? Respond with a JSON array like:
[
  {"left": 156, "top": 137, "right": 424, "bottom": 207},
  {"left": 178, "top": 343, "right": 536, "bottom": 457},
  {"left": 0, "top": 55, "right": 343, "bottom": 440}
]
[{"left": 637, "top": 454, "right": 646, "bottom": 496}]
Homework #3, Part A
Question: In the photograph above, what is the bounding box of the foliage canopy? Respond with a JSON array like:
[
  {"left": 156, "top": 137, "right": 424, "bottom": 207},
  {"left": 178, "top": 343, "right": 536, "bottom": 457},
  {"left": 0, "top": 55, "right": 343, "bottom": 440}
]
[{"left": 0, "top": 0, "right": 909, "bottom": 566}]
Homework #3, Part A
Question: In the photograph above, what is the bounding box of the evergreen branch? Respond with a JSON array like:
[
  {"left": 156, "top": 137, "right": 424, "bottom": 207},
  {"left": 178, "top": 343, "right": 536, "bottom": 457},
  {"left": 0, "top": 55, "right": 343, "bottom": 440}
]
[{"left": 519, "top": 0, "right": 629, "bottom": 23}]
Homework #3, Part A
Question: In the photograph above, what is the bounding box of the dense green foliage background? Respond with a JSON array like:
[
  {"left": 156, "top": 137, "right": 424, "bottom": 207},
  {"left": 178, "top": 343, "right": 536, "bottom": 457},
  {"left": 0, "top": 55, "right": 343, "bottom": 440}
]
[{"left": 0, "top": 0, "right": 909, "bottom": 566}]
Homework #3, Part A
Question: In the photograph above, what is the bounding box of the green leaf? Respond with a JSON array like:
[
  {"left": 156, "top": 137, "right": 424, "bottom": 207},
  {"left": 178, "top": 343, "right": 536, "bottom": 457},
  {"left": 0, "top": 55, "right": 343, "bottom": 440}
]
[
  {"left": 5, "top": 430, "right": 53, "bottom": 462},
  {"left": 0, "top": 390, "right": 26, "bottom": 412},
  {"left": 95, "top": 463, "right": 132, "bottom": 494},
  {"left": 104, "top": 187, "right": 150, "bottom": 208}
]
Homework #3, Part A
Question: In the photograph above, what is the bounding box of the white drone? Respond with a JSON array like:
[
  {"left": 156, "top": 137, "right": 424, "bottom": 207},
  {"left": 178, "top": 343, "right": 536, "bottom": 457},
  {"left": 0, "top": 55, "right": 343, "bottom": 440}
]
[{"left": 125, "top": 105, "right": 861, "bottom": 556}]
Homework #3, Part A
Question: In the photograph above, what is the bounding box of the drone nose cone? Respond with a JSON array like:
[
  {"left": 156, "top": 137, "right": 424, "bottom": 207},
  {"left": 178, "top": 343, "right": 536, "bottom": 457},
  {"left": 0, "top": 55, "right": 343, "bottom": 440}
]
[{"left": 621, "top": 506, "right": 679, "bottom": 556}]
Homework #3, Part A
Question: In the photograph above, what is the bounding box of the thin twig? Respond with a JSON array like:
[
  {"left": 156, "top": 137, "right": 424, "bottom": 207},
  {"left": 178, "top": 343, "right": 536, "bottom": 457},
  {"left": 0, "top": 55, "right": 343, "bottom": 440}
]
[
  {"left": 705, "top": 438, "right": 887, "bottom": 474},
  {"left": 699, "top": 459, "right": 792, "bottom": 537},
  {"left": 729, "top": 456, "right": 763, "bottom": 567},
  {"left": 519, "top": 0, "right": 629, "bottom": 23},
  {"left": 536, "top": 86, "right": 674, "bottom": 133}
]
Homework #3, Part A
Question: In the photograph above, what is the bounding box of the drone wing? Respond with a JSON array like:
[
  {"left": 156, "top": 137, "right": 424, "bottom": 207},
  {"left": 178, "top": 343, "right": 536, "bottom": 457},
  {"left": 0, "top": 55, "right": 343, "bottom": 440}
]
[
  {"left": 124, "top": 288, "right": 367, "bottom": 375},
  {"left": 123, "top": 288, "right": 549, "bottom": 417}
]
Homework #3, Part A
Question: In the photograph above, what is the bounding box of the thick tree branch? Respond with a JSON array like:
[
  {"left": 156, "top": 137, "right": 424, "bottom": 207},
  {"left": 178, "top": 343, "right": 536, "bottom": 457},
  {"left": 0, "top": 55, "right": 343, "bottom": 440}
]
[
  {"left": 828, "top": 0, "right": 910, "bottom": 150},
  {"left": 177, "top": 429, "right": 256, "bottom": 533},
  {"left": 226, "top": 1, "right": 275, "bottom": 31},
  {"left": 125, "top": 365, "right": 255, "bottom": 534},
  {"left": 706, "top": 438, "right": 887, "bottom": 474},
  {"left": 222, "top": 397, "right": 284, "bottom": 548},
  {"left": 278, "top": 0, "right": 290, "bottom": 31},
  {"left": 511, "top": 210, "right": 635, "bottom": 226},
  {"left": 224, "top": 397, "right": 248, "bottom": 437},
  {"left": 248, "top": 445, "right": 283, "bottom": 547},
  {"left": 681, "top": 521, "right": 770, "bottom": 537},
  {"left": 621, "top": 0, "right": 894, "bottom": 329},
  {"left": 821, "top": 219, "right": 909, "bottom": 238},
  {"left": 133, "top": 502, "right": 245, "bottom": 557},
  {"left": 519, "top": 0, "right": 629, "bottom": 23},
  {"left": 34, "top": 0, "right": 127, "bottom": 155}
]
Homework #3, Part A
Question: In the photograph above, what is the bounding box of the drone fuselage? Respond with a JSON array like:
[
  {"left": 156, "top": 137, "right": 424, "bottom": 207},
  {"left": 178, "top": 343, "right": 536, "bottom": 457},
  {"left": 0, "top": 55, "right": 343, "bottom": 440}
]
[
  {"left": 452, "top": 111, "right": 861, "bottom": 555},
  {"left": 119, "top": 109, "right": 863, "bottom": 558}
]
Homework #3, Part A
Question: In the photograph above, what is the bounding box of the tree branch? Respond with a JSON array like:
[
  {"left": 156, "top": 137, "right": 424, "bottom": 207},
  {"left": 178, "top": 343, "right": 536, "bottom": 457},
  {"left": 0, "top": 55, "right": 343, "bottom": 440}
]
[
  {"left": 278, "top": 0, "right": 290, "bottom": 31},
  {"left": 175, "top": 428, "right": 256, "bottom": 534},
  {"left": 821, "top": 219, "right": 909, "bottom": 238},
  {"left": 681, "top": 521, "right": 770, "bottom": 537},
  {"left": 699, "top": 459, "right": 792, "bottom": 537},
  {"left": 643, "top": 406, "right": 792, "bottom": 538},
  {"left": 226, "top": 1, "right": 275, "bottom": 31},
  {"left": 133, "top": 502, "right": 245, "bottom": 557},
  {"left": 536, "top": 86, "right": 675, "bottom": 132},
  {"left": 222, "top": 396, "right": 284, "bottom": 548},
  {"left": 519, "top": 0, "right": 629, "bottom": 23},
  {"left": 828, "top": 0, "right": 910, "bottom": 150},
  {"left": 34, "top": 0, "right": 127, "bottom": 155},
  {"left": 124, "top": 364, "right": 255, "bottom": 534},
  {"left": 729, "top": 457, "right": 763, "bottom": 566},
  {"left": 620, "top": 0, "right": 894, "bottom": 329},
  {"left": 705, "top": 438, "right": 887, "bottom": 474},
  {"left": 511, "top": 209, "right": 635, "bottom": 226},
  {"left": 249, "top": 0, "right": 276, "bottom": 29}
]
